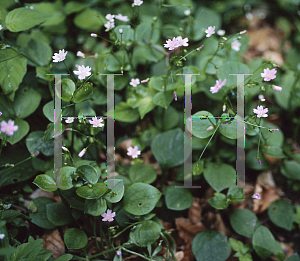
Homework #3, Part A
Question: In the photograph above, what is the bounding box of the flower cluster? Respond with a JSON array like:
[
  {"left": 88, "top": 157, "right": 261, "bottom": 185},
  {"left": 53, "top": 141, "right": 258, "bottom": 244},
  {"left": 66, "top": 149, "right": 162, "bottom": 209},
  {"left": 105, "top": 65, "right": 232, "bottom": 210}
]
[
  {"left": 1, "top": 120, "right": 18, "bottom": 136},
  {"left": 164, "top": 36, "right": 189, "bottom": 50}
]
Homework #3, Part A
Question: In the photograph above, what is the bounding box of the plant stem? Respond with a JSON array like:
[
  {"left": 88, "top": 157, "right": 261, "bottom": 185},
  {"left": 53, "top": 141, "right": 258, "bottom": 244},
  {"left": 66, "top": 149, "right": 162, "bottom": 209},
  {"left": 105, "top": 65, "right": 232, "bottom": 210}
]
[
  {"left": 93, "top": 217, "right": 100, "bottom": 250},
  {"left": 0, "top": 155, "right": 32, "bottom": 174},
  {"left": 121, "top": 247, "right": 152, "bottom": 261}
]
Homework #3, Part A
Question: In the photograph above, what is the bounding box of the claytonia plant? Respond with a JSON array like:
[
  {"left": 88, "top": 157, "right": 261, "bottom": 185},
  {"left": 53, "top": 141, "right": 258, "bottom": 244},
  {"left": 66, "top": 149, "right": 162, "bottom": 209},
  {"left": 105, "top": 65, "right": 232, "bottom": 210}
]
[
  {"left": 210, "top": 79, "right": 226, "bottom": 93},
  {"left": 127, "top": 146, "right": 141, "bottom": 158},
  {"left": 89, "top": 117, "right": 104, "bottom": 127},
  {"left": 73, "top": 65, "right": 92, "bottom": 80},
  {"left": 133, "top": 0, "right": 143, "bottom": 6},
  {"left": 101, "top": 209, "right": 116, "bottom": 222},
  {"left": 130, "top": 78, "right": 140, "bottom": 87},
  {"left": 261, "top": 68, "right": 277, "bottom": 81},
  {"left": 1, "top": 120, "right": 18, "bottom": 135},
  {"left": 231, "top": 39, "right": 241, "bottom": 51},
  {"left": 163, "top": 36, "right": 189, "bottom": 50},
  {"left": 253, "top": 105, "right": 268, "bottom": 118},
  {"left": 65, "top": 117, "right": 74, "bottom": 123},
  {"left": 205, "top": 26, "right": 215, "bottom": 37},
  {"left": 52, "top": 49, "right": 68, "bottom": 62},
  {"left": 104, "top": 21, "right": 115, "bottom": 31},
  {"left": 115, "top": 14, "right": 129, "bottom": 22}
]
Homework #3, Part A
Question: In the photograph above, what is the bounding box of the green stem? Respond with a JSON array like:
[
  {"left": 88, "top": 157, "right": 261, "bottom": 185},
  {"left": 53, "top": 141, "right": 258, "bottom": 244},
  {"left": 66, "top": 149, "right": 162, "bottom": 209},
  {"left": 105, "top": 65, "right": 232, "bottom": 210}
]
[
  {"left": 99, "top": 221, "right": 111, "bottom": 259},
  {"left": 93, "top": 217, "right": 100, "bottom": 250},
  {"left": 63, "top": 61, "right": 77, "bottom": 83},
  {"left": 256, "top": 118, "right": 262, "bottom": 158},
  {"left": 0, "top": 155, "right": 33, "bottom": 174},
  {"left": 112, "top": 221, "right": 143, "bottom": 238},
  {"left": 160, "top": 232, "right": 175, "bottom": 261},
  {"left": 88, "top": 245, "right": 122, "bottom": 259},
  {"left": 121, "top": 246, "right": 151, "bottom": 261},
  {"left": 149, "top": 0, "right": 164, "bottom": 42},
  {"left": 178, "top": 49, "right": 197, "bottom": 61}
]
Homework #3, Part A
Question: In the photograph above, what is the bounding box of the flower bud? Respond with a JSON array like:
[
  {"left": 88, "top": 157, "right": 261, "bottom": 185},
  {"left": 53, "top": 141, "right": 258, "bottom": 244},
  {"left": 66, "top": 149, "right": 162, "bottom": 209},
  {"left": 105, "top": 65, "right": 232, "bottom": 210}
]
[
  {"left": 119, "top": 29, "right": 123, "bottom": 34},
  {"left": 90, "top": 33, "right": 97, "bottom": 37}
]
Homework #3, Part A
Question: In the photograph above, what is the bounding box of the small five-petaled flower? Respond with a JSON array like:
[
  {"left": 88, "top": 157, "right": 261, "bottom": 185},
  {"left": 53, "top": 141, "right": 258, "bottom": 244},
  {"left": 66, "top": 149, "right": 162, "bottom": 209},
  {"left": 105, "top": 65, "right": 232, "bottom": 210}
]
[
  {"left": 133, "top": 0, "right": 143, "bottom": 6},
  {"left": 205, "top": 26, "right": 215, "bottom": 37},
  {"left": 65, "top": 117, "right": 74, "bottom": 123},
  {"left": 253, "top": 105, "right": 268, "bottom": 118},
  {"left": 210, "top": 79, "right": 226, "bottom": 94},
  {"left": 101, "top": 209, "right": 116, "bottom": 222},
  {"left": 163, "top": 36, "right": 189, "bottom": 50},
  {"left": 1, "top": 120, "right": 18, "bottom": 135},
  {"left": 261, "top": 68, "right": 277, "bottom": 81},
  {"left": 52, "top": 49, "right": 68, "bottom": 63},
  {"left": 73, "top": 65, "right": 92, "bottom": 80},
  {"left": 89, "top": 117, "right": 104, "bottom": 127},
  {"left": 127, "top": 146, "right": 141, "bottom": 158},
  {"left": 130, "top": 78, "right": 140, "bottom": 87},
  {"left": 252, "top": 193, "right": 261, "bottom": 200}
]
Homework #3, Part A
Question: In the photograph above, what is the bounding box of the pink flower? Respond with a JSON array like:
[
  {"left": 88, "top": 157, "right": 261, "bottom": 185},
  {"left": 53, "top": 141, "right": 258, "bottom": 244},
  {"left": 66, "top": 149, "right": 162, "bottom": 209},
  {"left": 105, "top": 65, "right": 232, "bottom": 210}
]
[
  {"left": 101, "top": 209, "right": 116, "bottom": 222},
  {"left": 116, "top": 250, "right": 122, "bottom": 256},
  {"left": 127, "top": 146, "right": 141, "bottom": 158},
  {"left": 34, "top": 151, "right": 39, "bottom": 156},
  {"left": 252, "top": 193, "right": 261, "bottom": 200},
  {"left": 174, "top": 92, "right": 177, "bottom": 101},
  {"left": 78, "top": 148, "right": 86, "bottom": 158},
  {"left": 253, "top": 105, "right": 268, "bottom": 118},
  {"left": 77, "top": 51, "right": 85, "bottom": 58},
  {"left": 1, "top": 120, "right": 18, "bottom": 135},
  {"left": 206, "top": 126, "right": 213, "bottom": 131},
  {"left": 231, "top": 39, "right": 241, "bottom": 51},
  {"left": 104, "top": 21, "right": 115, "bottom": 30},
  {"left": 115, "top": 14, "right": 129, "bottom": 22},
  {"left": 210, "top": 79, "right": 226, "bottom": 94},
  {"left": 258, "top": 159, "right": 262, "bottom": 165},
  {"left": 130, "top": 78, "right": 140, "bottom": 87},
  {"left": 0, "top": 111, "right": 2, "bottom": 116},
  {"left": 105, "top": 14, "right": 115, "bottom": 22},
  {"left": 73, "top": 65, "right": 91, "bottom": 80},
  {"left": 261, "top": 68, "right": 277, "bottom": 81},
  {"left": 240, "top": 30, "right": 247, "bottom": 34},
  {"left": 272, "top": 85, "right": 282, "bottom": 92},
  {"left": 52, "top": 49, "right": 68, "bottom": 63},
  {"left": 141, "top": 78, "right": 149, "bottom": 83},
  {"left": 197, "top": 45, "right": 204, "bottom": 51},
  {"left": 176, "top": 36, "right": 189, "bottom": 47},
  {"left": 91, "top": 33, "right": 97, "bottom": 37},
  {"left": 89, "top": 117, "right": 104, "bottom": 127},
  {"left": 205, "top": 26, "right": 215, "bottom": 37},
  {"left": 133, "top": 0, "right": 143, "bottom": 6},
  {"left": 163, "top": 37, "right": 179, "bottom": 50}
]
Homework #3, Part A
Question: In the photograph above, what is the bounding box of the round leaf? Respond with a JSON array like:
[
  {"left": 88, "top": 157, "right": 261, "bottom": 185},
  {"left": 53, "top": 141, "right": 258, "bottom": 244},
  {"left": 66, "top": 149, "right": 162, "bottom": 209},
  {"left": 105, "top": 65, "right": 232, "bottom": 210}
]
[
  {"left": 76, "top": 165, "right": 99, "bottom": 184},
  {"left": 268, "top": 199, "right": 294, "bottom": 231},
  {"left": 61, "top": 78, "right": 75, "bottom": 101},
  {"left": 151, "top": 128, "right": 191, "bottom": 169},
  {"left": 164, "top": 184, "right": 194, "bottom": 211},
  {"left": 227, "top": 187, "right": 245, "bottom": 203},
  {"left": 112, "top": 102, "right": 140, "bottom": 122},
  {"left": 103, "top": 179, "right": 124, "bottom": 203},
  {"left": 43, "top": 101, "right": 54, "bottom": 122},
  {"left": 230, "top": 209, "right": 260, "bottom": 238},
  {"left": 218, "top": 114, "right": 244, "bottom": 139},
  {"left": 209, "top": 192, "right": 230, "bottom": 210},
  {"left": 186, "top": 111, "right": 216, "bottom": 139},
  {"left": 33, "top": 174, "right": 57, "bottom": 192},
  {"left": 280, "top": 160, "right": 300, "bottom": 180},
  {"left": 73, "top": 82, "right": 93, "bottom": 103},
  {"left": 192, "top": 229, "right": 231, "bottom": 261},
  {"left": 64, "top": 228, "right": 88, "bottom": 249},
  {"left": 252, "top": 226, "right": 275, "bottom": 260},
  {"left": 84, "top": 198, "right": 107, "bottom": 216},
  {"left": 60, "top": 166, "right": 76, "bottom": 190},
  {"left": 46, "top": 202, "right": 72, "bottom": 226},
  {"left": 129, "top": 220, "right": 161, "bottom": 247},
  {"left": 5, "top": 117, "right": 29, "bottom": 145},
  {"left": 122, "top": 183, "right": 162, "bottom": 215},
  {"left": 129, "top": 163, "right": 157, "bottom": 184},
  {"left": 26, "top": 131, "right": 54, "bottom": 156},
  {"left": 76, "top": 183, "right": 108, "bottom": 199},
  {"left": 204, "top": 162, "right": 236, "bottom": 192}
]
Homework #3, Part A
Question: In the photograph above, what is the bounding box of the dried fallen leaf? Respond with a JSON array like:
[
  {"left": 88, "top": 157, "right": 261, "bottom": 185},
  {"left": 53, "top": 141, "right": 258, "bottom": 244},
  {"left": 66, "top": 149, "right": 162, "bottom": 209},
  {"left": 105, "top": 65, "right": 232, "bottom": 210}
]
[{"left": 42, "top": 229, "right": 65, "bottom": 259}]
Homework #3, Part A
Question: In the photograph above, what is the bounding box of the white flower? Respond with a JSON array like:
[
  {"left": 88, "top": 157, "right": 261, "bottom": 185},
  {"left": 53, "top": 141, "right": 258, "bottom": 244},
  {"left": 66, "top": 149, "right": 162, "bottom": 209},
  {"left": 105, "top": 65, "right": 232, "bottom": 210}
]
[
  {"left": 77, "top": 51, "right": 85, "bottom": 58},
  {"left": 78, "top": 148, "right": 86, "bottom": 158},
  {"left": 133, "top": 0, "right": 143, "bottom": 6},
  {"left": 73, "top": 65, "right": 92, "bottom": 80},
  {"left": 205, "top": 26, "right": 215, "bottom": 37},
  {"left": 65, "top": 117, "right": 74, "bottom": 123},
  {"left": 163, "top": 37, "right": 179, "bottom": 50},
  {"left": 231, "top": 39, "right": 241, "bottom": 51},
  {"left": 91, "top": 33, "right": 97, "bottom": 37},
  {"left": 62, "top": 146, "right": 68, "bottom": 151},
  {"left": 176, "top": 36, "right": 189, "bottom": 47},
  {"left": 272, "top": 85, "right": 282, "bottom": 92},
  {"left": 0, "top": 234, "right": 5, "bottom": 239},
  {"left": 104, "top": 21, "right": 115, "bottom": 30},
  {"left": 240, "top": 30, "right": 247, "bottom": 34},
  {"left": 52, "top": 49, "right": 68, "bottom": 63},
  {"left": 184, "top": 9, "right": 191, "bottom": 16},
  {"left": 89, "top": 117, "right": 104, "bottom": 127},
  {"left": 30, "top": 6, "right": 34, "bottom": 9},
  {"left": 0, "top": 25, "right": 3, "bottom": 31},
  {"left": 258, "top": 94, "right": 265, "bottom": 101},
  {"left": 130, "top": 78, "right": 140, "bottom": 87},
  {"left": 217, "top": 29, "right": 225, "bottom": 36},
  {"left": 210, "top": 79, "right": 226, "bottom": 94},
  {"left": 119, "top": 29, "right": 123, "bottom": 34},
  {"left": 115, "top": 14, "right": 129, "bottom": 22},
  {"left": 106, "top": 14, "right": 115, "bottom": 22},
  {"left": 127, "top": 146, "right": 141, "bottom": 158}
]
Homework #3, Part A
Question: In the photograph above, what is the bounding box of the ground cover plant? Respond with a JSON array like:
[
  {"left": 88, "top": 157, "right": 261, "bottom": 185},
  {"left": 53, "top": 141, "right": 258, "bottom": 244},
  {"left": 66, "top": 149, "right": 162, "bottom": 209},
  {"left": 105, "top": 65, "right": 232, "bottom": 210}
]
[{"left": 0, "top": 0, "right": 300, "bottom": 260}]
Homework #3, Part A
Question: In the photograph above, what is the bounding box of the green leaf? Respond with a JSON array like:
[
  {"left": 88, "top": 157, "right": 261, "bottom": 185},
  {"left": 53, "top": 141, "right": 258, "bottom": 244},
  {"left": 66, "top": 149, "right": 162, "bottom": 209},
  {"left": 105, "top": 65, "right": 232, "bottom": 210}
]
[
  {"left": 3, "top": 117, "right": 30, "bottom": 145},
  {"left": 76, "top": 183, "right": 108, "bottom": 199},
  {"left": 33, "top": 174, "right": 57, "bottom": 192},
  {"left": 204, "top": 162, "right": 236, "bottom": 192},
  {"left": 61, "top": 78, "right": 76, "bottom": 102},
  {"left": 74, "top": 9, "right": 104, "bottom": 31},
  {"left": 261, "top": 123, "right": 284, "bottom": 147},
  {"left": 36, "top": 66, "right": 54, "bottom": 82},
  {"left": 0, "top": 48, "right": 27, "bottom": 96},
  {"left": 151, "top": 128, "right": 191, "bottom": 169},
  {"left": 149, "top": 76, "right": 165, "bottom": 92},
  {"left": 129, "top": 163, "right": 157, "bottom": 184},
  {"left": 230, "top": 209, "right": 260, "bottom": 238},
  {"left": 22, "top": 38, "right": 52, "bottom": 66},
  {"left": 113, "top": 102, "right": 140, "bottom": 122},
  {"left": 64, "top": 1, "right": 89, "bottom": 14},
  {"left": 60, "top": 166, "right": 76, "bottom": 190},
  {"left": 76, "top": 165, "right": 99, "bottom": 184},
  {"left": 129, "top": 220, "right": 161, "bottom": 247},
  {"left": 280, "top": 160, "right": 300, "bottom": 180},
  {"left": 218, "top": 114, "right": 244, "bottom": 139},
  {"left": 262, "top": 145, "right": 286, "bottom": 158},
  {"left": 154, "top": 106, "right": 180, "bottom": 131},
  {"left": 164, "top": 183, "right": 194, "bottom": 211},
  {"left": 60, "top": 188, "right": 85, "bottom": 211},
  {"left": 54, "top": 254, "right": 73, "bottom": 261},
  {"left": 73, "top": 82, "right": 93, "bottom": 103},
  {"left": 272, "top": 240, "right": 285, "bottom": 261},
  {"left": 268, "top": 199, "right": 294, "bottom": 231},
  {"left": 64, "top": 228, "right": 88, "bottom": 249},
  {"left": 43, "top": 101, "right": 54, "bottom": 122},
  {"left": 43, "top": 123, "right": 66, "bottom": 142},
  {"left": 192, "top": 229, "right": 231, "bottom": 261},
  {"left": 26, "top": 131, "right": 54, "bottom": 156},
  {"left": 84, "top": 198, "right": 107, "bottom": 216},
  {"left": 209, "top": 192, "right": 230, "bottom": 210},
  {"left": 46, "top": 202, "right": 72, "bottom": 226},
  {"left": 122, "top": 183, "right": 162, "bottom": 215},
  {"left": 114, "top": 25, "right": 134, "bottom": 42},
  {"left": 103, "top": 179, "right": 124, "bottom": 203},
  {"left": 137, "top": 96, "right": 156, "bottom": 119},
  {"left": 29, "top": 197, "right": 56, "bottom": 229},
  {"left": 192, "top": 7, "right": 221, "bottom": 41},
  {"left": 227, "top": 187, "right": 245, "bottom": 203},
  {"left": 152, "top": 90, "right": 174, "bottom": 109},
  {"left": 5, "top": 7, "right": 52, "bottom": 32},
  {"left": 12, "top": 85, "right": 42, "bottom": 119},
  {"left": 186, "top": 111, "right": 216, "bottom": 139},
  {"left": 229, "top": 238, "right": 244, "bottom": 252},
  {"left": 285, "top": 253, "right": 300, "bottom": 261},
  {"left": 252, "top": 226, "right": 275, "bottom": 260}
]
